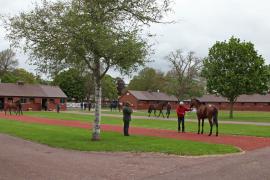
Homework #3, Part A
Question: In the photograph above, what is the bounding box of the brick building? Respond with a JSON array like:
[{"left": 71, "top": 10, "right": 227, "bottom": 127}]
[
  {"left": 192, "top": 94, "right": 270, "bottom": 111},
  {"left": 0, "top": 82, "right": 67, "bottom": 111},
  {"left": 119, "top": 90, "right": 178, "bottom": 110}
]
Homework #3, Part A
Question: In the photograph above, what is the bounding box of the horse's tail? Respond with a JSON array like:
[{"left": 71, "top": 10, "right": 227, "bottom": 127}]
[{"left": 213, "top": 107, "right": 218, "bottom": 125}]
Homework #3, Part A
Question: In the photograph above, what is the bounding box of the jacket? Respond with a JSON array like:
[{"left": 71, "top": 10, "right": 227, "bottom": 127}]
[
  {"left": 123, "top": 106, "right": 133, "bottom": 122},
  {"left": 176, "top": 105, "right": 190, "bottom": 117}
]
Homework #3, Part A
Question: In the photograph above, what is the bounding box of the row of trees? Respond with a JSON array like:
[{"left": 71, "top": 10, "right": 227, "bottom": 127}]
[
  {"left": 128, "top": 50, "right": 205, "bottom": 100},
  {"left": 2, "top": 0, "right": 270, "bottom": 139}
]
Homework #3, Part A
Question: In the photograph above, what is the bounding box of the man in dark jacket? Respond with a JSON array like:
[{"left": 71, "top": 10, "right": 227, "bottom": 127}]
[{"left": 122, "top": 102, "right": 133, "bottom": 136}]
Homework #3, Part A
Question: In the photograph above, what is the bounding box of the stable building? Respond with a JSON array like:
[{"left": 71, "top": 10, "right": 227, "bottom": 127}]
[
  {"left": 119, "top": 90, "right": 178, "bottom": 110},
  {"left": 0, "top": 82, "right": 67, "bottom": 111},
  {"left": 194, "top": 94, "right": 270, "bottom": 111}
]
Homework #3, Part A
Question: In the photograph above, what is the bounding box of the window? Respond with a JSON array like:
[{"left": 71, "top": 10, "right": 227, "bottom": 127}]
[
  {"left": 29, "top": 98, "right": 35, "bottom": 103},
  {"left": 60, "top": 98, "right": 66, "bottom": 103},
  {"left": 49, "top": 99, "right": 55, "bottom": 103},
  {"left": 20, "top": 98, "right": 27, "bottom": 103}
]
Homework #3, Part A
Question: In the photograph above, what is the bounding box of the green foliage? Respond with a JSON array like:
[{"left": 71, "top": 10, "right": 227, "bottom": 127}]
[
  {"left": 128, "top": 67, "right": 166, "bottom": 91},
  {"left": 53, "top": 69, "right": 86, "bottom": 101},
  {"left": 1, "top": 68, "right": 37, "bottom": 84},
  {"left": 0, "top": 48, "right": 18, "bottom": 76},
  {"left": 101, "top": 75, "right": 118, "bottom": 100},
  {"left": 202, "top": 37, "right": 270, "bottom": 118},
  {"left": 0, "top": 119, "right": 239, "bottom": 155}
]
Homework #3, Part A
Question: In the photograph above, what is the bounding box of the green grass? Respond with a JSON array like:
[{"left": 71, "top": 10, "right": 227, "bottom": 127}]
[
  {"left": 72, "top": 108, "right": 270, "bottom": 123},
  {"left": 0, "top": 118, "right": 239, "bottom": 156},
  {"left": 24, "top": 111, "right": 270, "bottom": 137}
]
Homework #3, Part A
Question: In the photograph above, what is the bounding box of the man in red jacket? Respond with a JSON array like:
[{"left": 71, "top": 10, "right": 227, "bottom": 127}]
[{"left": 176, "top": 101, "right": 191, "bottom": 133}]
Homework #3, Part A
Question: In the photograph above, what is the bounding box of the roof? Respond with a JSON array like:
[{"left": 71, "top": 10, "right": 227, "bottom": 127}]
[
  {"left": 127, "top": 90, "right": 178, "bottom": 101},
  {"left": 197, "top": 94, "right": 270, "bottom": 103},
  {"left": 0, "top": 83, "right": 67, "bottom": 98}
]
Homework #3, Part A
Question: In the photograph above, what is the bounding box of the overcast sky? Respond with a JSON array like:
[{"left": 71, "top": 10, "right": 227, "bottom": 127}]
[{"left": 1, "top": 0, "right": 270, "bottom": 82}]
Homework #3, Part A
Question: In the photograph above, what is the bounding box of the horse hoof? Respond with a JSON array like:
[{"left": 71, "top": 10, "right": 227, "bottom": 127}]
[
  {"left": 216, "top": 134, "right": 218, "bottom": 136},
  {"left": 208, "top": 134, "right": 212, "bottom": 136},
  {"left": 201, "top": 132, "right": 203, "bottom": 134}
]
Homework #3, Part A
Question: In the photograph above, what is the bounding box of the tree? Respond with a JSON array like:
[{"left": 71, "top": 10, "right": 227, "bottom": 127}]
[
  {"left": 165, "top": 50, "right": 204, "bottom": 100},
  {"left": 53, "top": 69, "right": 86, "bottom": 102},
  {"left": 202, "top": 37, "right": 270, "bottom": 118},
  {"left": 1, "top": 68, "right": 37, "bottom": 84},
  {"left": 115, "top": 77, "right": 126, "bottom": 96},
  {"left": 128, "top": 67, "right": 166, "bottom": 92},
  {"left": 101, "top": 75, "right": 118, "bottom": 101},
  {"left": 0, "top": 49, "right": 18, "bottom": 76},
  {"left": 4, "top": 0, "right": 171, "bottom": 140}
]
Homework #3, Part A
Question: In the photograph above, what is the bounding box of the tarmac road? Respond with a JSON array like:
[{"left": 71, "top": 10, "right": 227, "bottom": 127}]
[{"left": 0, "top": 134, "right": 270, "bottom": 180}]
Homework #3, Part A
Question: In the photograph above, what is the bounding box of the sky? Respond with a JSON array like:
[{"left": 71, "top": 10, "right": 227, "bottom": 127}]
[{"left": 1, "top": 0, "right": 270, "bottom": 82}]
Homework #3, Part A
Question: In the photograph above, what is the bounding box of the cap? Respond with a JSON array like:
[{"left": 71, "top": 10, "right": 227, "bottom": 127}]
[{"left": 179, "top": 101, "right": 184, "bottom": 105}]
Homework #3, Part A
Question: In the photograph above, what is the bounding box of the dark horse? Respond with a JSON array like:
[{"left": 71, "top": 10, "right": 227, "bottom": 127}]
[
  {"left": 148, "top": 102, "right": 167, "bottom": 118},
  {"left": 190, "top": 99, "right": 218, "bottom": 136},
  {"left": 4, "top": 101, "right": 23, "bottom": 115}
]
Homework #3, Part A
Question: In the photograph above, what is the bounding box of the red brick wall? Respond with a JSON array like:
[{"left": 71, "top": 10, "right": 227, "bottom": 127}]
[
  {"left": 2, "top": 97, "right": 66, "bottom": 111},
  {"left": 119, "top": 94, "right": 178, "bottom": 110}
]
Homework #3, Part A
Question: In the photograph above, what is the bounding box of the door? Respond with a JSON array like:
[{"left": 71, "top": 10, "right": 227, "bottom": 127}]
[
  {"left": 0, "top": 98, "right": 4, "bottom": 111},
  {"left": 42, "top": 98, "right": 48, "bottom": 111}
]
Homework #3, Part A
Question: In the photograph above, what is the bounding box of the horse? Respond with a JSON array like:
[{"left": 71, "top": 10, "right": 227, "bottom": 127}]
[
  {"left": 148, "top": 102, "right": 167, "bottom": 118},
  {"left": 4, "top": 100, "right": 23, "bottom": 115},
  {"left": 190, "top": 98, "right": 218, "bottom": 136}
]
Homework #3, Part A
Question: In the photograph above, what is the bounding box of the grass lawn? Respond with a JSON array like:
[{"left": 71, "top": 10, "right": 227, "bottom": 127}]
[
  {"left": 0, "top": 118, "right": 239, "bottom": 156},
  {"left": 73, "top": 108, "right": 270, "bottom": 123},
  {"left": 24, "top": 111, "right": 270, "bottom": 137}
]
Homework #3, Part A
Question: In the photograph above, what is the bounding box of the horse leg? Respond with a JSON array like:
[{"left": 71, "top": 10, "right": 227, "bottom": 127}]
[
  {"left": 215, "top": 121, "right": 219, "bottom": 136},
  {"left": 161, "top": 110, "right": 165, "bottom": 118},
  {"left": 208, "top": 118, "right": 213, "bottom": 136},
  {"left": 197, "top": 118, "right": 201, "bottom": 134},
  {"left": 201, "top": 118, "right": 204, "bottom": 134}
]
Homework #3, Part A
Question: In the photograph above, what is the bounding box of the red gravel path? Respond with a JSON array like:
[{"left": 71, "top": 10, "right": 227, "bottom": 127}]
[{"left": 1, "top": 113, "right": 270, "bottom": 151}]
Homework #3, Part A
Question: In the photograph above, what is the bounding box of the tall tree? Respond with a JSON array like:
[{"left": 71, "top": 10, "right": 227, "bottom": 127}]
[
  {"left": 115, "top": 77, "right": 126, "bottom": 96},
  {"left": 128, "top": 67, "right": 166, "bottom": 92},
  {"left": 53, "top": 69, "right": 86, "bottom": 102},
  {"left": 101, "top": 75, "right": 118, "bottom": 101},
  {"left": 202, "top": 37, "right": 270, "bottom": 118},
  {"left": 1, "top": 68, "right": 37, "bottom": 84},
  {"left": 165, "top": 50, "right": 204, "bottom": 100},
  {"left": 4, "top": 0, "right": 171, "bottom": 140},
  {"left": 0, "top": 48, "right": 18, "bottom": 76}
]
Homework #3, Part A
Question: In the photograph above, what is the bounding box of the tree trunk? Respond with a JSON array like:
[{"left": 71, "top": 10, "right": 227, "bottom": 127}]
[
  {"left": 229, "top": 101, "right": 234, "bottom": 119},
  {"left": 92, "top": 62, "right": 102, "bottom": 141}
]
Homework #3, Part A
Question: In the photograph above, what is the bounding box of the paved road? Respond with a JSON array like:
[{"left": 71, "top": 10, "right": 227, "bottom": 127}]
[
  {"left": 68, "top": 111, "right": 270, "bottom": 126},
  {"left": 1, "top": 134, "right": 270, "bottom": 180}
]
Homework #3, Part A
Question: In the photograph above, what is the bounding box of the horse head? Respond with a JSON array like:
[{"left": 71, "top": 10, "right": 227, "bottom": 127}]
[{"left": 190, "top": 98, "right": 201, "bottom": 109}]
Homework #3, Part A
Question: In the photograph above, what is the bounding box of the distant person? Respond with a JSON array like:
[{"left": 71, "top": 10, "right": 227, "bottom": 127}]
[
  {"left": 176, "top": 101, "right": 191, "bottom": 133},
  {"left": 44, "top": 101, "right": 48, "bottom": 111},
  {"left": 122, "top": 102, "right": 133, "bottom": 136},
  {"left": 0, "top": 101, "right": 3, "bottom": 111},
  {"left": 84, "top": 102, "right": 87, "bottom": 110},
  {"left": 166, "top": 102, "right": 172, "bottom": 118},
  {"left": 88, "top": 101, "right": 91, "bottom": 111},
  {"left": 80, "top": 102, "right": 83, "bottom": 111},
  {"left": 56, "top": 103, "right": 60, "bottom": 113},
  {"left": 118, "top": 102, "right": 122, "bottom": 112}
]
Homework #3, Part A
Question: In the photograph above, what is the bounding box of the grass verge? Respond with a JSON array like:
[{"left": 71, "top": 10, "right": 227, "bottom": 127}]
[
  {"left": 0, "top": 118, "right": 239, "bottom": 156},
  {"left": 23, "top": 111, "right": 270, "bottom": 137}
]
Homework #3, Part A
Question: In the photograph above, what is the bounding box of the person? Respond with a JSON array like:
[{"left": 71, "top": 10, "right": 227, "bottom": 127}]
[
  {"left": 80, "top": 102, "right": 83, "bottom": 111},
  {"left": 166, "top": 102, "right": 172, "bottom": 118},
  {"left": 56, "top": 103, "right": 60, "bottom": 113},
  {"left": 84, "top": 102, "right": 87, "bottom": 110},
  {"left": 122, "top": 102, "right": 133, "bottom": 136},
  {"left": 176, "top": 101, "right": 190, "bottom": 133},
  {"left": 88, "top": 101, "right": 91, "bottom": 111}
]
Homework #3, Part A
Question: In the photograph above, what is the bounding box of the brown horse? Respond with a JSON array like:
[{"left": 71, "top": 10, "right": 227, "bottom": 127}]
[
  {"left": 190, "top": 99, "right": 218, "bottom": 136},
  {"left": 148, "top": 102, "right": 167, "bottom": 118},
  {"left": 4, "top": 101, "right": 23, "bottom": 115}
]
